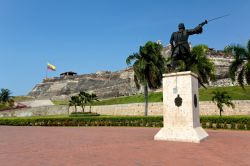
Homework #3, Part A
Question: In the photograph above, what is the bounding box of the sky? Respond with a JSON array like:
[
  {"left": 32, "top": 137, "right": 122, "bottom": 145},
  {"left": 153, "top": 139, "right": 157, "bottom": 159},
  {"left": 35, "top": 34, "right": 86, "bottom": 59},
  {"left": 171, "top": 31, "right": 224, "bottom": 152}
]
[{"left": 0, "top": 0, "right": 250, "bottom": 96}]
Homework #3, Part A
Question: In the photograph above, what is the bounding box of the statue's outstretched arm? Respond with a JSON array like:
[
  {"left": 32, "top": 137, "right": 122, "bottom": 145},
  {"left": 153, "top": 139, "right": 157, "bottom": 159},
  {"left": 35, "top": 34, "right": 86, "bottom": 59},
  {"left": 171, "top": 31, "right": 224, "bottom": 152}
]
[{"left": 187, "top": 20, "right": 207, "bottom": 35}]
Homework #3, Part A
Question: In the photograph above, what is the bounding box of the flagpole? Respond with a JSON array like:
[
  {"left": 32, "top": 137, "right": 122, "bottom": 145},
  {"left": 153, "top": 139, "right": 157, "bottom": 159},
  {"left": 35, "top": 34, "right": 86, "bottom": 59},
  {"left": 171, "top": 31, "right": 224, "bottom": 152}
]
[
  {"left": 46, "top": 63, "right": 56, "bottom": 80},
  {"left": 46, "top": 64, "right": 48, "bottom": 79}
]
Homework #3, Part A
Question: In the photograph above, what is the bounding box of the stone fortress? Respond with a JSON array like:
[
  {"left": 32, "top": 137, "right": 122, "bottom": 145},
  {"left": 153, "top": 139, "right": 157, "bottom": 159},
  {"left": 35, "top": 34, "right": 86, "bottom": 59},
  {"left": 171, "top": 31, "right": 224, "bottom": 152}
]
[{"left": 28, "top": 45, "right": 235, "bottom": 100}]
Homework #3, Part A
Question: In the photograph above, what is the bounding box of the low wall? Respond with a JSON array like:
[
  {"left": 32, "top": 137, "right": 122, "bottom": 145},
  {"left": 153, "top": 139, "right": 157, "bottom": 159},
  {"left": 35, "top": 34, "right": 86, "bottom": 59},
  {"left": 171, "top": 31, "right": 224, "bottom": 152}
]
[
  {"left": 87, "top": 101, "right": 250, "bottom": 116},
  {"left": 0, "top": 105, "right": 68, "bottom": 118},
  {"left": 0, "top": 101, "right": 249, "bottom": 118},
  {"left": 200, "top": 100, "right": 250, "bottom": 116}
]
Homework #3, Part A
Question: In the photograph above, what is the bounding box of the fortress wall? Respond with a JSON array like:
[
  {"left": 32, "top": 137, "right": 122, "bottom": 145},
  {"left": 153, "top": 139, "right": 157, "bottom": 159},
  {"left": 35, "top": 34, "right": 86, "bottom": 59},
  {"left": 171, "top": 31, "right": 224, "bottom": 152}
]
[{"left": 28, "top": 47, "right": 234, "bottom": 100}]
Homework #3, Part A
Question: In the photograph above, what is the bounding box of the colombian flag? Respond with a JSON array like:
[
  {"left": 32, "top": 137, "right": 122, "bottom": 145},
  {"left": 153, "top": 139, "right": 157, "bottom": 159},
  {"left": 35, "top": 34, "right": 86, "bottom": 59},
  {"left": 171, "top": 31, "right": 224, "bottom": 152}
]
[{"left": 47, "top": 63, "right": 56, "bottom": 71}]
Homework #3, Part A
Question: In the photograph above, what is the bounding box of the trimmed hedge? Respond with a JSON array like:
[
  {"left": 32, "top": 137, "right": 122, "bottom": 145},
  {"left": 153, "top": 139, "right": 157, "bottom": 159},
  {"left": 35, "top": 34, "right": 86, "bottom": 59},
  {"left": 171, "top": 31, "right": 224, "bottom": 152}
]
[
  {"left": 201, "top": 116, "right": 250, "bottom": 130},
  {"left": 69, "top": 112, "right": 100, "bottom": 117},
  {"left": 0, "top": 116, "right": 163, "bottom": 127},
  {"left": 0, "top": 116, "right": 249, "bottom": 130}
]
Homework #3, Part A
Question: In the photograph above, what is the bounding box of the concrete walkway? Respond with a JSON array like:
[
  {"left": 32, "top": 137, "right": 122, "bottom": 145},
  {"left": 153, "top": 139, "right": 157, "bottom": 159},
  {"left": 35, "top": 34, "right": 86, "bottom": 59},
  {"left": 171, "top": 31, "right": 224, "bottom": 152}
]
[{"left": 0, "top": 126, "right": 249, "bottom": 166}]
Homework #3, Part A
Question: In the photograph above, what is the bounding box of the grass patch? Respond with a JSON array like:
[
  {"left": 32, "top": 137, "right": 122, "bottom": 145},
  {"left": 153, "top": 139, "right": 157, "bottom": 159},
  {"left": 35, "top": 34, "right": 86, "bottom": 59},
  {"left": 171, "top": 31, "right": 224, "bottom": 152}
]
[
  {"left": 52, "top": 92, "right": 162, "bottom": 106},
  {"left": 53, "top": 100, "right": 69, "bottom": 105},
  {"left": 52, "top": 86, "right": 250, "bottom": 106},
  {"left": 199, "top": 86, "right": 250, "bottom": 101},
  {"left": 92, "top": 92, "right": 163, "bottom": 106},
  {"left": 13, "top": 96, "right": 34, "bottom": 102}
]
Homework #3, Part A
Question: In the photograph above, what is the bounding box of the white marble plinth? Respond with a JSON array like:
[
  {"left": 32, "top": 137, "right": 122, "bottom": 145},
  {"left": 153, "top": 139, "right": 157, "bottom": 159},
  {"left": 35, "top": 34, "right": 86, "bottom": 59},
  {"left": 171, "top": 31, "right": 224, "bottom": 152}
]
[
  {"left": 154, "top": 127, "right": 208, "bottom": 143},
  {"left": 154, "top": 71, "right": 208, "bottom": 143}
]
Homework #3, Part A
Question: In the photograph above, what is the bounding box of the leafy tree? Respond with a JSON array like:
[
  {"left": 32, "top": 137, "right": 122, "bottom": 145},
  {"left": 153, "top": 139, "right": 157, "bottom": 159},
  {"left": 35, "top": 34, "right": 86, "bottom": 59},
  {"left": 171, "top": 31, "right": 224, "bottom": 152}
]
[
  {"left": 211, "top": 90, "right": 235, "bottom": 116},
  {"left": 175, "top": 45, "right": 216, "bottom": 87},
  {"left": 224, "top": 40, "right": 250, "bottom": 88},
  {"left": 126, "top": 41, "right": 166, "bottom": 116},
  {"left": 68, "top": 96, "right": 80, "bottom": 112},
  {"left": 0, "top": 88, "right": 12, "bottom": 103}
]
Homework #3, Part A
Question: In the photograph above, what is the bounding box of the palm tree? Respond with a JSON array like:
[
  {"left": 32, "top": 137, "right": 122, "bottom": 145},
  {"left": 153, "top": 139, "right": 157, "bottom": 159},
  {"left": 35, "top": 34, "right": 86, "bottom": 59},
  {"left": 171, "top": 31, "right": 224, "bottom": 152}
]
[
  {"left": 176, "top": 45, "right": 216, "bottom": 87},
  {"left": 68, "top": 96, "right": 80, "bottom": 112},
  {"left": 78, "top": 91, "right": 88, "bottom": 112},
  {"left": 126, "top": 41, "right": 166, "bottom": 116},
  {"left": 0, "top": 89, "right": 12, "bottom": 103},
  {"left": 224, "top": 40, "right": 250, "bottom": 88},
  {"left": 211, "top": 90, "right": 235, "bottom": 116},
  {"left": 88, "top": 93, "right": 98, "bottom": 113}
]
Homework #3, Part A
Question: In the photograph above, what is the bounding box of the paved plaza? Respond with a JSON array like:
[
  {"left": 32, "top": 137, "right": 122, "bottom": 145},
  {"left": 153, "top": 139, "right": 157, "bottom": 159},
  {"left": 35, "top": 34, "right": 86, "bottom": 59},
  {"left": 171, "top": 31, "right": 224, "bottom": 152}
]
[{"left": 0, "top": 126, "right": 249, "bottom": 166}]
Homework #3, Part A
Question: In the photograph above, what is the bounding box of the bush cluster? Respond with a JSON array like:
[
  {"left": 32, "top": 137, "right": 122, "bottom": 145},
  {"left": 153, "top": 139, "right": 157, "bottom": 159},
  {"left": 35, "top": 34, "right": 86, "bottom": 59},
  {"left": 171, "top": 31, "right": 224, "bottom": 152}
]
[{"left": 0, "top": 116, "right": 249, "bottom": 130}]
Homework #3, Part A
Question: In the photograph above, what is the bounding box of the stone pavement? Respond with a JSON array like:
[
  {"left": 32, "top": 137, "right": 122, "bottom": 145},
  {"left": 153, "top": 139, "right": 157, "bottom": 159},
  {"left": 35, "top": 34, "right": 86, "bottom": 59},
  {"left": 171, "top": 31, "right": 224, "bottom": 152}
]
[{"left": 0, "top": 126, "right": 249, "bottom": 166}]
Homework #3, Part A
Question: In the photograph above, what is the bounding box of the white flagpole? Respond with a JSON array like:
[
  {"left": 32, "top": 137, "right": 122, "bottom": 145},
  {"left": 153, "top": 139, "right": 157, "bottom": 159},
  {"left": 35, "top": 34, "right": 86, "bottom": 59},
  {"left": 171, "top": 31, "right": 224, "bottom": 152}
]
[{"left": 46, "top": 63, "right": 48, "bottom": 79}]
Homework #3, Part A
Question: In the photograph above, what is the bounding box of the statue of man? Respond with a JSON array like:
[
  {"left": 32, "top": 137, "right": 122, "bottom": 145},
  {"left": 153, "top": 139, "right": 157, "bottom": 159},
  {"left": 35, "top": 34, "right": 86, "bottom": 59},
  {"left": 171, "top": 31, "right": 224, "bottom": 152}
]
[{"left": 170, "top": 20, "right": 208, "bottom": 70}]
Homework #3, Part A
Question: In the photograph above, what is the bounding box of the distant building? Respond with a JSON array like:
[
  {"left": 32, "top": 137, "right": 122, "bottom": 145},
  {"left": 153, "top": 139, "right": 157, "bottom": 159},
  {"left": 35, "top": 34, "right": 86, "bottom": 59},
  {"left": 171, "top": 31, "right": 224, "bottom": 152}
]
[{"left": 60, "top": 71, "right": 77, "bottom": 77}]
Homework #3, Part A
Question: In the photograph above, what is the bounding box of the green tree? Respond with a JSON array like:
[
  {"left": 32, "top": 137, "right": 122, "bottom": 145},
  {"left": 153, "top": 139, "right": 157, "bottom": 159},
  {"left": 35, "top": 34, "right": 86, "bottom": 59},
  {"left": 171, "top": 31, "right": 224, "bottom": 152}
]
[
  {"left": 0, "top": 89, "right": 12, "bottom": 103},
  {"left": 68, "top": 96, "right": 80, "bottom": 112},
  {"left": 224, "top": 40, "right": 250, "bottom": 88},
  {"left": 126, "top": 41, "right": 166, "bottom": 116},
  {"left": 176, "top": 45, "right": 216, "bottom": 87},
  {"left": 211, "top": 90, "right": 235, "bottom": 116}
]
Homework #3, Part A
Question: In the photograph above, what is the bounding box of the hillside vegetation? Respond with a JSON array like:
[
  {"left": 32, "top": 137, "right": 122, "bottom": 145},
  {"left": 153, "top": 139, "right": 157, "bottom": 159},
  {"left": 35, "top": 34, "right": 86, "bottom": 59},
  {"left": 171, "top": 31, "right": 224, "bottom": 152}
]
[
  {"left": 13, "top": 96, "right": 34, "bottom": 102},
  {"left": 53, "top": 86, "right": 250, "bottom": 106},
  {"left": 0, "top": 103, "right": 10, "bottom": 111}
]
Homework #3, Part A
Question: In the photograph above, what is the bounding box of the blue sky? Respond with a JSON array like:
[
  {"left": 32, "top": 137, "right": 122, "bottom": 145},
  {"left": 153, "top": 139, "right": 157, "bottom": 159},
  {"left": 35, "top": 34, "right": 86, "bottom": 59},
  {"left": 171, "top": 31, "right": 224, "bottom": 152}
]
[{"left": 0, "top": 0, "right": 250, "bottom": 96}]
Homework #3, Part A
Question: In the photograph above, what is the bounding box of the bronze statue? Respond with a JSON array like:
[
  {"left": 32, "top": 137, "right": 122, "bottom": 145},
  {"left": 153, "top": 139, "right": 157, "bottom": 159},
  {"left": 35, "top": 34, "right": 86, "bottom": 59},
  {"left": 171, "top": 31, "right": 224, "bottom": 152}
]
[
  {"left": 170, "top": 20, "right": 208, "bottom": 70},
  {"left": 168, "top": 14, "right": 230, "bottom": 71}
]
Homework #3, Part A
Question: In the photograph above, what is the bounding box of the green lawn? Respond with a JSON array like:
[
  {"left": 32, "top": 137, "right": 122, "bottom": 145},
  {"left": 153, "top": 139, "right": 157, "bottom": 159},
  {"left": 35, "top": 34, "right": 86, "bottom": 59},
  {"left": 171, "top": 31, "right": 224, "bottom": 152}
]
[
  {"left": 52, "top": 86, "right": 250, "bottom": 106},
  {"left": 92, "top": 92, "right": 163, "bottom": 106},
  {"left": 53, "top": 100, "right": 69, "bottom": 105},
  {"left": 199, "top": 86, "right": 250, "bottom": 101}
]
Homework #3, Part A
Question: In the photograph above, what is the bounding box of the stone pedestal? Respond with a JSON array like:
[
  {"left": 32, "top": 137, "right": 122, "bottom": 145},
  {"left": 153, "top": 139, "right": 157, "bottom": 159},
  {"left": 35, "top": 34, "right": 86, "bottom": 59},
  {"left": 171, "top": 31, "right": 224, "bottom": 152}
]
[{"left": 154, "top": 71, "right": 208, "bottom": 143}]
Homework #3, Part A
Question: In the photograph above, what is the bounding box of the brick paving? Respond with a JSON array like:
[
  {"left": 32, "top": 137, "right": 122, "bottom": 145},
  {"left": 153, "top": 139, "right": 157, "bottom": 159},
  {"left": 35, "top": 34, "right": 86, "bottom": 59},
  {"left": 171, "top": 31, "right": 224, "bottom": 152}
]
[{"left": 0, "top": 126, "right": 249, "bottom": 166}]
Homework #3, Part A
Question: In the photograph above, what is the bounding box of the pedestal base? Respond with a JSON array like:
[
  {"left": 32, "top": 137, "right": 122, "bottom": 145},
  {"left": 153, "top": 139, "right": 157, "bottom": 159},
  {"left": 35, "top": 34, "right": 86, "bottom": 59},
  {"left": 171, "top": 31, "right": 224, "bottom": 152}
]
[{"left": 154, "top": 127, "right": 208, "bottom": 143}]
